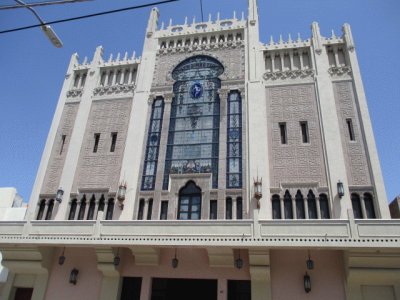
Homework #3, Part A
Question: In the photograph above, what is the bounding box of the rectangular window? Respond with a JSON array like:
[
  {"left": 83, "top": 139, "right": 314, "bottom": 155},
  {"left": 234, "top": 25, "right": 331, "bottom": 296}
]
[
  {"left": 226, "top": 198, "right": 232, "bottom": 220},
  {"left": 210, "top": 200, "right": 217, "bottom": 220},
  {"left": 110, "top": 132, "right": 117, "bottom": 152},
  {"left": 93, "top": 133, "right": 100, "bottom": 153},
  {"left": 346, "top": 119, "right": 355, "bottom": 141},
  {"left": 300, "top": 121, "right": 309, "bottom": 143},
  {"left": 279, "top": 123, "right": 287, "bottom": 144},
  {"left": 147, "top": 199, "right": 153, "bottom": 220},
  {"left": 60, "top": 135, "right": 66, "bottom": 155},
  {"left": 160, "top": 201, "right": 168, "bottom": 220}
]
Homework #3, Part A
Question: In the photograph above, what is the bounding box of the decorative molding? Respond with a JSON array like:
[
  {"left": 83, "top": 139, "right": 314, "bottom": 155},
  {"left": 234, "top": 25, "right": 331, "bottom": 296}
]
[
  {"left": 328, "top": 66, "right": 352, "bottom": 77},
  {"left": 263, "top": 69, "right": 314, "bottom": 81},
  {"left": 93, "top": 83, "right": 135, "bottom": 96},
  {"left": 66, "top": 88, "right": 83, "bottom": 98}
]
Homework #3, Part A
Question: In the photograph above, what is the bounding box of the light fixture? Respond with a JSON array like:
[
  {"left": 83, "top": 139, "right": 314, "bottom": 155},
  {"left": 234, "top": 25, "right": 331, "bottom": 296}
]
[
  {"left": 114, "top": 248, "right": 121, "bottom": 266},
  {"left": 337, "top": 180, "right": 345, "bottom": 198},
  {"left": 306, "top": 251, "right": 314, "bottom": 270},
  {"left": 56, "top": 188, "right": 64, "bottom": 203},
  {"left": 304, "top": 272, "right": 311, "bottom": 293},
  {"left": 117, "top": 182, "right": 127, "bottom": 209},
  {"left": 69, "top": 268, "right": 79, "bottom": 285},
  {"left": 171, "top": 248, "right": 179, "bottom": 268},
  {"left": 58, "top": 247, "right": 66, "bottom": 265},
  {"left": 235, "top": 250, "right": 243, "bottom": 269},
  {"left": 254, "top": 177, "right": 262, "bottom": 208}
]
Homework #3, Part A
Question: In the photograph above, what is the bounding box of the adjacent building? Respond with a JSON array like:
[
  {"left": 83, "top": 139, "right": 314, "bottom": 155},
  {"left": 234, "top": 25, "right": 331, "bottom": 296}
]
[{"left": 1, "top": 0, "right": 399, "bottom": 299}]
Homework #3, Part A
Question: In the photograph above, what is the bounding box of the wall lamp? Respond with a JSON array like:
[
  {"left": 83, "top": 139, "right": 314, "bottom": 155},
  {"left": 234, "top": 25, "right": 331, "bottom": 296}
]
[
  {"left": 69, "top": 268, "right": 79, "bottom": 285},
  {"left": 56, "top": 188, "right": 64, "bottom": 203},
  {"left": 254, "top": 177, "right": 262, "bottom": 209},
  {"left": 171, "top": 248, "right": 179, "bottom": 268},
  {"left": 235, "top": 250, "right": 243, "bottom": 269},
  {"left": 114, "top": 248, "right": 121, "bottom": 266},
  {"left": 306, "top": 251, "right": 314, "bottom": 270},
  {"left": 337, "top": 181, "right": 345, "bottom": 198},
  {"left": 58, "top": 247, "right": 66, "bottom": 265},
  {"left": 117, "top": 182, "right": 127, "bottom": 209},
  {"left": 304, "top": 272, "right": 311, "bottom": 293}
]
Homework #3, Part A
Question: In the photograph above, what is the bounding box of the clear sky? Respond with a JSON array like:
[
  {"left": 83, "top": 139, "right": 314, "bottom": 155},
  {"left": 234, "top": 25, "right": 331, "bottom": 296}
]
[{"left": 0, "top": 0, "right": 399, "bottom": 204}]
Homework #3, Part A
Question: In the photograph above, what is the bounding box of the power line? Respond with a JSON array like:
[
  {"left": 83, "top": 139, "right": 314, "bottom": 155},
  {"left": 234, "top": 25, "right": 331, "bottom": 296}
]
[
  {"left": 0, "top": 0, "right": 94, "bottom": 10},
  {"left": 0, "top": 0, "right": 179, "bottom": 34}
]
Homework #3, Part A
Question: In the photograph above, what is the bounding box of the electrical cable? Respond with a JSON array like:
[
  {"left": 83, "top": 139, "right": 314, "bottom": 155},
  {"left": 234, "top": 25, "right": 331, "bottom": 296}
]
[
  {"left": 0, "top": 0, "right": 179, "bottom": 34},
  {"left": 0, "top": 0, "right": 94, "bottom": 10}
]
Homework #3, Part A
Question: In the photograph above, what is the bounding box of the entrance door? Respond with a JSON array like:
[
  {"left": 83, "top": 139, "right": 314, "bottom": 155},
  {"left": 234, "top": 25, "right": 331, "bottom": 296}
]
[
  {"left": 151, "top": 278, "right": 217, "bottom": 300},
  {"left": 14, "top": 288, "right": 33, "bottom": 300}
]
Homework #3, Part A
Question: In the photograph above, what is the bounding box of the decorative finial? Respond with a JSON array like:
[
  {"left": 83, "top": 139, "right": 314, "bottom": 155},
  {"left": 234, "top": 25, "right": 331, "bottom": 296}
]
[
  {"left": 83, "top": 56, "right": 88, "bottom": 65},
  {"left": 169, "top": 18, "right": 172, "bottom": 27},
  {"left": 108, "top": 54, "right": 113, "bottom": 62},
  {"left": 184, "top": 16, "right": 188, "bottom": 25},
  {"left": 192, "top": 16, "right": 196, "bottom": 24},
  {"left": 241, "top": 11, "right": 245, "bottom": 21},
  {"left": 233, "top": 11, "right": 237, "bottom": 20},
  {"left": 217, "top": 12, "right": 220, "bottom": 21},
  {"left": 132, "top": 51, "right": 136, "bottom": 60},
  {"left": 288, "top": 33, "right": 292, "bottom": 43},
  {"left": 297, "top": 33, "right": 302, "bottom": 43},
  {"left": 269, "top": 35, "right": 274, "bottom": 46},
  {"left": 124, "top": 52, "right": 128, "bottom": 61},
  {"left": 279, "top": 34, "right": 283, "bottom": 44},
  {"left": 208, "top": 13, "right": 211, "bottom": 22},
  {"left": 161, "top": 21, "right": 164, "bottom": 30},
  {"left": 116, "top": 52, "right": 120, "bottom": 61},
  {"left": 331, "top": 29, "right": 337, "bottom": 39}
]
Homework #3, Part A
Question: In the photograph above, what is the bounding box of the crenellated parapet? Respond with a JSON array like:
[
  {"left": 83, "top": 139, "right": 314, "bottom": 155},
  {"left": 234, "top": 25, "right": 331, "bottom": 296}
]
[{"left": 155, "top": 12, "right": 246, "bottom": 55}]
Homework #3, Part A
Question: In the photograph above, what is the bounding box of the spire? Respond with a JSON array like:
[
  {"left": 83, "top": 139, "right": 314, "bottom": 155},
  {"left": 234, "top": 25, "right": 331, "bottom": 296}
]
[
  {"left": 146, "top": 7, "right": 159, "bottom": 38},
  {"left": 248, "top": 0, "right": 259, "bottom": 25}
]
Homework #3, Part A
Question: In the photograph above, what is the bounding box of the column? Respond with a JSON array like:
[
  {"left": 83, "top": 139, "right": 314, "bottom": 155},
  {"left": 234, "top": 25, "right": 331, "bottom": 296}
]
[
  {"left": 316, "top": 195, "right": 321, "bottom": 219},
  {"left": 96, "top": 248, "right": 121, "bottom": 300},
  {"left": 249, "top": 250, "right": 272, "bottom": 300}
]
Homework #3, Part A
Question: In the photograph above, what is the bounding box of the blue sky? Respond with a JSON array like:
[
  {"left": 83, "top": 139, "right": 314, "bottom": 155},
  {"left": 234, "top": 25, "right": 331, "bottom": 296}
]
[{"left": 0, "top": 0, "right": 399, "bottom": 203}]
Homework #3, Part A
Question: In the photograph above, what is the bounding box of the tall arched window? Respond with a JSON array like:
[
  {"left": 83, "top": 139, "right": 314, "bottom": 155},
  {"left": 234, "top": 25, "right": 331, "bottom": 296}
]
[
  {"left": 178, "top": 181, "right": 202, "bottom": 220},
  {"left": 319, "top": 193, "right": 330, "bottom": 219},
  {"left": 284, "top": 190, "right": 293, "bottom": 219},
  {"left": 87, "top": 195, "right": 96, "bottom": 220},
  {"left": 272, "top": 194, "right": 281, "bottom": 219},
  {"left": 37, "top": 199, "right": 46, "bottom": 220},
  {"left": 163, "top": 56, "right": 224, "bottom": 190},
  {"left": 78, "top": 195, "right": 86, "bottom": 220},
  {"left": 141, "top": 97, "right": 164, "bottom": 190},
  {"left": 106, "top": 198, "right": 114, "bottom": 220},
  {"left": 364, "top": 193, "right": 376, "bottom": 219},
  {"left": 236, "top": 197, "right": 243, "bottom": 220},
  {"left": 307, "top": 190, "right": 317, "bottom": 219},
  {"left": 68, "top": 199, "right": 77, "bottom": 220},
  {"left": 351, "top": 193, "right": 363, "bottom": 219},
  {"left": 295, "top": 190, "right": 305, "bottom": 219},
  {"left": 45, "top": 199, "right": 54, "bottom": 220},
  {"left": 226, "top": 197, "right": 232, "bottom": 220},
  {"left": 138, "top": 199, "right": 145, "bottom": 220}
]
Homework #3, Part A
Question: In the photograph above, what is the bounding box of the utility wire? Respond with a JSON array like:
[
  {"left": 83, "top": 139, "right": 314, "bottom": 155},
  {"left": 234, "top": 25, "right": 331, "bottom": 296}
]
[
  {"left": 0, "top": 0, "right": 93, "bottom": 10},
  {"left": 0, "top": 0, "right": 179, "bottom": 34}
]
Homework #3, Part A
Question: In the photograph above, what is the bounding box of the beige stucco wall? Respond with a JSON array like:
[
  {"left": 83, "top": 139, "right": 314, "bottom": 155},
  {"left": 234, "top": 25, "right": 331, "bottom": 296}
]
[{"left": 270, "top": 249, "right": 346, "bottom": 300}]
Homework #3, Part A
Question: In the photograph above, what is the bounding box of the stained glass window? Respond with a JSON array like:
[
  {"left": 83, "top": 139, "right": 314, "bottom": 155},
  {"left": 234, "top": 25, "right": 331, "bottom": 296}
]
[
  {"left": 227, "top": 91, "right": 242, "bottom": 188},
  {"left": 141, "top": 97, "right": 165, "bottom": 190},
  {"left": 163, "top": 56, "right": 223, "bottom": 189}
]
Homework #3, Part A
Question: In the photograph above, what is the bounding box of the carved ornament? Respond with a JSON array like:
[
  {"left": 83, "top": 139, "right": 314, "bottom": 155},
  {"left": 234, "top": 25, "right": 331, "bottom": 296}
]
[
  {"left": 328, "top": 66, "right": 352, "bottom": 77},
  {"left": 263, "top": 69, "right": 314, "bottom": 81},
  {"left": 93, "top": 83, "right": 135, "bottom": 96},
  {"left": 66, "top": 88, "right": 83, "bottom": 98}
]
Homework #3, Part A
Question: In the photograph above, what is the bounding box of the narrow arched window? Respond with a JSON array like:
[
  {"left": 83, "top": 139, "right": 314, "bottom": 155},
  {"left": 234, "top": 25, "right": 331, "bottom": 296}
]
[
  {"left": 319, "top": 194, "right": 330, "bottom": 219},
  {"left": 106, "top": 198, "right": 114, "bottom": 220},
  {"left": 68, "top": 199, "right": 77, "bottom": 220},
  {"left": 78, "top": 195, "right": 86, "bottom": 220},
  {"left": 236, "top": 197, "right": 243, "bottom": 220},
  {"left": 307, "top": 190, "right": 317, "bottom": 219},
  {"left": 272, "top": 194, "right": 281, "bottom": 219},
  {"left": 73, "top": 74, "right": 80, "bottom": 88},
  {"left": 295, "top": 190, "right": 305, "bottom": 219},
  {"left": 178, "top": 181, "right": 201, "bottom": 220},
  {"left": 226, "top": 197, "right": 232, "bottom": 220},
  {"left": 147, "top": 199, "right": 153, "bottom": 220},
  {"left": 37, "top": 199, "right": 46, "bottom": 220},
  {"left": 45, "top": 199, "right": 54, "bottom": 220},
  {"left": 364, "top": 193, "right": 376, "bottom": 219},
  {"left": 87, "top": 195, "right": 96, "bottom": 220},
  {"left": 351, "top": 193, "right": 363, "bottom": 219},
  {"left": 98, "top": 195, "right": 105, "bottom": 212},
  {"left": 138, "top": 199, "right": 145, "bottom": 220},
  {"left": 284, "top": 190, "right": 293, "bottom": 219}
]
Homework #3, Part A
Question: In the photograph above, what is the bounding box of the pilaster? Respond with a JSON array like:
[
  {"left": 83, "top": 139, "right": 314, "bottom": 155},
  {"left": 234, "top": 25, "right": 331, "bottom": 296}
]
[
  {"left": 249, "top": 249, "right": 272, "bottom": 300},
  {"left": 311, "top": 22, "right": 352, "bottom": 219}
]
